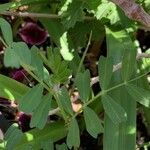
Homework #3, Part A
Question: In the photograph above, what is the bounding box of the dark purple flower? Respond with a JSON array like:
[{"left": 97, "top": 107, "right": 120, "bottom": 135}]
[
  {"left": 0, "top": 98, "right": 11, "bottom": 106},
  {"left": 18, "top": 112, "right": 31, "bottom": 132},
  {"left": 10, "top": 69, "right": 26, "bottom": 82},
  {"left": 18, "top": 22, "right": 48, "bottom": 45}
]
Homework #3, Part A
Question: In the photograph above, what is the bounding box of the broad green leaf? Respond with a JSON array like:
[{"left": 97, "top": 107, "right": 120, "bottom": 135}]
[
  {"left": 0, "top": 3, "right": 14, "bottom": 13},
  {"left": 0, "top": 121, "right": 67, "bottom": 150},
  {"left": 58, "top": 87, "right": 74, "bottom": 116},
  {"left": 4, "top": 42, "right": 31, "bottom": 68},
  {"left": 0, "top": 74, "right": 30, "bottom": 100},
  {"left": 0, "top": 18, "right": 13, "bottom": 46},
  {"left": 19, "top": 84, "right": 43, "bottom": 113},
  {"left": 30, "top": 94, "right": 52, "bottom": 129},
  {"left": 104, "top": 26, "right": 136, "bottom": 150},
  {"left": 83, "top": 107, "right": 103, "bottom": 138},
  {"left": 31, "top": 46, "right": 44, "bottom": 80},
  {"left": 4, "top": 124, "right": 23, "bottom": 150},
  {"left": 66, "top": 118, "right": 80, "bottom": 149},
  {"left": 60, "top": 0, "right": 84, "bottom": 29},
  {"left": 102, "top": 95, "right": 127, "bottom": 125},
  {"left": 121, "top": 48, "right": 137, "bottom": 81},
  {"left": 12, "top": 42, "right": 31, "bottom": 66},
  {"left": 98, "top": 56, "right": 113, "bottom": 90},
  {"left": 126, "top": 84, "right": 150, "bottom": 107},
  {"left": 4, "top": 46, "right": 20, "bottom": 68},
  {"left": 75, "top": 70, "right": 91, "bottom": 103},
  {"left": 40, "top": 140, "right": 54, "bottom": 150},
  {"left": 56, "top": 143, "right": 68, "bottom": 150}
]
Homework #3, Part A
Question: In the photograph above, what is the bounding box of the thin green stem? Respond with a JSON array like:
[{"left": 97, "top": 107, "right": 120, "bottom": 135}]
[
  {"left": 76, "top": 31, "right": 92, "bottom": 76},
  {"left": 0, "top": 36, "right": 7, "bottom": 48}
]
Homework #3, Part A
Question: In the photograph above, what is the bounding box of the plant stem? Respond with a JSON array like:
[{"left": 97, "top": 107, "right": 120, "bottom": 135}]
[
  {"left": 0, "top": 36, "right": 7, "bottom": 48},
  {"left": 0, "top": 11, "right": 93, "bottom": 20},
  {"left": 76, "top": 31, "right": 92, "bottom": 76}
]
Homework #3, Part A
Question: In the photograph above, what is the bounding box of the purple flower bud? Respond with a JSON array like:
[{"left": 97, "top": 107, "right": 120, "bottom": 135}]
[
  {"left": 18, "top": 112, "right": 31, "bottom": 132},
  {"left": 0, "top": 98, "right": 11, "bottom": 106},
  {"left": 18, "top": 22, "right": 48, "bottom": 45},
  {"left": 10, "top": 69, "right": 26, "bottom": 81}
]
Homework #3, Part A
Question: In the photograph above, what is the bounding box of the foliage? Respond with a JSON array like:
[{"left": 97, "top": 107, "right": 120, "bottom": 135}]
[{"left": 0, "top": 0, "right": 150, "bottom": 149}]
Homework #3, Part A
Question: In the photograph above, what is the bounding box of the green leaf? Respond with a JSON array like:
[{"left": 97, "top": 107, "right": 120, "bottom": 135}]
[
  {"left": 104, "top": 26, "right": 136, "bottom": 150},
  {"left": 30, "top": 94, "right": 52, "bottom": 129},
  {"left": 0, "top": 18, "right": 13, "bottom": 45},
  {"left": 40, "top": 140, "right": 54, "bottom": 150},
  {"left": 4, "top": 42, "right": 31, "bottom": 68},
  {"left": 19, "top": 84, "right": 43, "bottom": 113},
  {"left": 85, "top": 0, "right": 101, "bottom": 13},
  {"left": 58, "top": 87, "right": 74, "bottom": 116},
  {"left": 121, "top": 48, "right": 137, "bottom": 81},
  {"left": 69, "top": 20, "right": 105, "bottom": 48},
  {"left": 0, "top": 121, "right": 67, "bottom": 150},
  {"left": 83, "top": 107, "right": 103, "bottom": 138},
  {"left": 43, "top": 48, "right": 71, "bottom": 83},
  {"left": 98, "top": 56, "right": 113, "bottom": 90},
  {"left": 69, "top": 51, "right": 85, "bottom": 76},
  {"left": 0, "top": 74, "right": 30, "bottom": 100},
  {"left": 40, "top": 19, "right": 74, "bottom": 61},
  {"left": 0, "top": 3, "right": 14, "bottom": 13},
  {"left": 60, "top": 0, "right": 84, "bottom": 29},
  {"left": 4, "top": 124, "right": 23, "bottom": 150},
  {"left": 66, "top": 118, "right": 80, "bottom": 149},
  {"left": 4, "top": 46, "right": 20, "bottom": 68},
  {"left": 102, "top": 95, "right": 127, "bottom": 125},
  {"left": 31, "top": 46, "right": 44, "bottom": 80},
  {"left": 126, "top": 84, "right": 150, "bottom": 107},
  {"left": 75, "top": 70, "right": 91, "bottom": 103},
  {"left": 56, "top": 143, "right": 68, "bottom": 150}
]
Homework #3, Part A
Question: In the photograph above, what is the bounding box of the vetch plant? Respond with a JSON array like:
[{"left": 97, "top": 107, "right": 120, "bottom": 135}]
[{"left": 0, "top": 0, "right": 150, "bottom": 150}]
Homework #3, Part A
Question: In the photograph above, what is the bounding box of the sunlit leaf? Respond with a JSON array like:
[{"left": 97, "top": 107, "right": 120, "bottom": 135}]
[
  {"left": 0, "top": 74, "right": 30, "bottom": 100},
  {"left": 1, "top": 121, "right": 67, "bottom": 150},
  {"left": 61, "top": 0, "right": 84, "bottom": 29}
]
